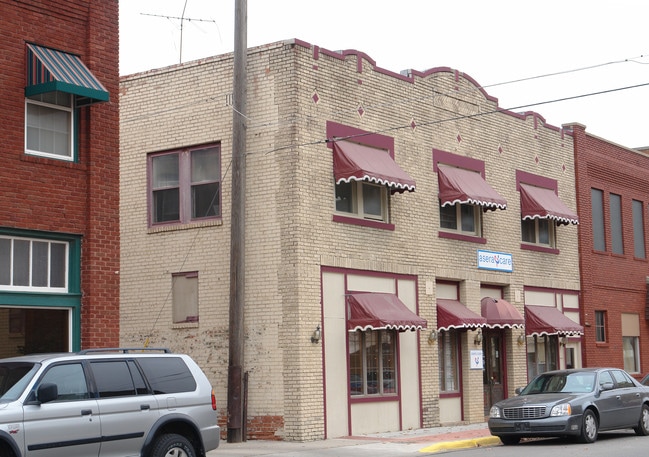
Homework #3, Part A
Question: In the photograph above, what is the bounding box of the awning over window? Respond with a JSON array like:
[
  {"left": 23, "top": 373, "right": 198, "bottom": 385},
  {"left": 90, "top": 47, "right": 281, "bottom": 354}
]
[
  {"left": 333, "top": 141, "right": 416, "bottom": 193},
  {"left": 519, "top": 183, "right": 579, "bottom": 225},
  {"left": 26, "top": 43, "right": 109, "bottom": 106},
  {"left": 437, "top": 299, "right": 487, "bottom": 331},
  {"left": 480, "top": 297, "right": 524, "bottom": 328},
  {"left": 347, "top": 292, "right": 427, "bottom": 332},
  {"left": 525, "top": 305, "right": 584, "bottom": 337},
  {"left": 437, "top": 164, "right": 507, "bottom": 210}
]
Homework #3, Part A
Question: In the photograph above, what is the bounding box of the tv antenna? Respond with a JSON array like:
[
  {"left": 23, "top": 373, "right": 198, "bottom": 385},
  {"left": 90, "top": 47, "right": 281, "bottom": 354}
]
[{"left": 141, "top": 0, "right": 218, "bottom": 64}]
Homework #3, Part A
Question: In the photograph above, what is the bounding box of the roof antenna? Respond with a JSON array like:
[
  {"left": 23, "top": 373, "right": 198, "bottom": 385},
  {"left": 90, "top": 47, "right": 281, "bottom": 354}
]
[{"left": 141, "top": 0, "right": 218, "bottom": 64}]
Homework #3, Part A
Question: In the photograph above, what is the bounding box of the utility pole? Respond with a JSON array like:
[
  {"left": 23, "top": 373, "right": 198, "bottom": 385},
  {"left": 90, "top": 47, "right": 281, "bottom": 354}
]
[{"left": 227, "top": 0, "right": 247, "bottom": 444}]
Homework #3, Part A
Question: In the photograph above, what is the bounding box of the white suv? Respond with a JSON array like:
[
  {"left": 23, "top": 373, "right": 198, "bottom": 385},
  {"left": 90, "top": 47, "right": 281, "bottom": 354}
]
[{"left": 0, "top": 348, "right": 220, "bottom": 457}]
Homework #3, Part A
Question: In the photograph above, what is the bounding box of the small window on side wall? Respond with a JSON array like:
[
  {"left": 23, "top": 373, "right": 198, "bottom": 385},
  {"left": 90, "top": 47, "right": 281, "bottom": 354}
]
[
  {"left": 149, "top": 145, "right": 221, "bottom": 226},
  {"left": 595, "top": 311, "right": 606, "bottom": 342},
  {"left": 335, "top": 181, "right": 388, "bottom": 222},
  {"left": 439, "top": 202, "right": 480, "bottom": 235},
  {"left": 521, "top": 218, "right": 555, "bottom": 247},
  {"left": 172, "top": 272, "right": 198, "bottom": 324}
]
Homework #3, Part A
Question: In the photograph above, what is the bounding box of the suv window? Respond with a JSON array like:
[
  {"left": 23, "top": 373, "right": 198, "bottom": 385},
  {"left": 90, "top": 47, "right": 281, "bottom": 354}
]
[
  {"left": 137, "top": 357, "right": 196, "bottom": 394},
  {"left": 39, "top": 363, "right": 89, "bottom": 401},
  {"left": 0, "top": 362, "right": 39, "bottom": 401}
]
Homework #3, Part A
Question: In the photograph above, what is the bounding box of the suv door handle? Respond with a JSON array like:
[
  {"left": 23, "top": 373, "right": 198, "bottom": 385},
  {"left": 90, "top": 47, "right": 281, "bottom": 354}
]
[
  {"left": 140, "top": 404, "right": 151, "bottom": 410},
  {"left": 81, "top": 409, "right": 92, "bottom": 416}
]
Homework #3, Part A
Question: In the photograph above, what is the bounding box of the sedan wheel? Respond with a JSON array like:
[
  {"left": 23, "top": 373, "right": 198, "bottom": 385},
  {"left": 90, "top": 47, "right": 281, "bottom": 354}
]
[
  {"left": 634, "top": 404, "right": 649, "bottom": 436},
  {"left": 578, "top": 409, "right": 598, "bottom": 443}
]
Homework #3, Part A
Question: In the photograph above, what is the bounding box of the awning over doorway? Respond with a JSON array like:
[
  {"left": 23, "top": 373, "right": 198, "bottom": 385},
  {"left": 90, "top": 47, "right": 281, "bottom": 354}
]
[
  {"left": 25, "top": 43, "right": 109, "bottom": 106},
  {"left": 525, "top": 305, "right": 584, "bottom": 336},
  {"left": 333, "top": 141, "right": 416, "bottom": 193},
  {"left": 519, "top": 183, "right": 579, "bottom": 225},
  {"left": 346, "top": 292, "right": 427, "bottom": 332},
  {"left": 436, "top": 299, "right": 487, "bottom": 330},
  {"left": 437, "top": 164, "right": 507, "bottom": 211},
  {"left": 480, "top": 297, "right": 524, "bottom": 328}
]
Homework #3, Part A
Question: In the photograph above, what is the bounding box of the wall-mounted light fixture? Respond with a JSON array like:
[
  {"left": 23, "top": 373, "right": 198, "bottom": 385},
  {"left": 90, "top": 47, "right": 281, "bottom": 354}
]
[
  {"left": 560, "top": 336, "right": 567, "bottom": 347},
  {"left": 428, "top": 329, "right": 438, "bottom": 344},
  {"left": 311, "top": 325, "right": 321, "bottom": 344},
  {"left": 474, "top": 329, "right": 483, "bottom": 346},
  {"left": 517, "top": 333, "right": 526, "bottom": 346}
]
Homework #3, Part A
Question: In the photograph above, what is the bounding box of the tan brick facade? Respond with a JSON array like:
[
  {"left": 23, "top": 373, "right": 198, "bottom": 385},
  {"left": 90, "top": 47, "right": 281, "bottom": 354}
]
[{"left": 120, "top": 40, "right": 580, "bottom": 440}]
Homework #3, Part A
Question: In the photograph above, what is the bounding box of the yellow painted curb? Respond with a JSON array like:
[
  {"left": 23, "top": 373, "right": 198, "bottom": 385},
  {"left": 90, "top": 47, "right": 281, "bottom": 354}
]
[{"left": 419, "top": 436, "right": 501, "bottom": 453}]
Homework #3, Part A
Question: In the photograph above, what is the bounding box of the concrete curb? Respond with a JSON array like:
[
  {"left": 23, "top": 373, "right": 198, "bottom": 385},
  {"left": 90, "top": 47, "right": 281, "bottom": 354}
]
[{"left": 419, "top": 435, "right": 502, "bottom": 453}]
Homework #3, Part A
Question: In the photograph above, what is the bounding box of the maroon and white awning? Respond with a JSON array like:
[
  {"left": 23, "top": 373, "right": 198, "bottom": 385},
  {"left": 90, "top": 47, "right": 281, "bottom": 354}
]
[
  {"left": 437, "top": 164, "right": 507, "bottom": 210},
  {"left": 481, "top": 297, "right": 524, "bottom": 329},
  {"left": 525, "top": 305, "right": 583, "bottom": 337},
  {"left": 519, "top": 183, "right": 579, "bottom": 225},
  {"left": 347, "top": 292, "right": 426, "bottom": 332},
  {"left": 437, "top": 299, "right": 487, "bottom": 331}
]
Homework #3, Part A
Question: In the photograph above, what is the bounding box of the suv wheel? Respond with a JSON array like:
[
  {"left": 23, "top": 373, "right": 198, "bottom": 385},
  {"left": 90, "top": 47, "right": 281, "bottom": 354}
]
[{"left": 150, "top": 433, "right": 196, "bottom": 457}]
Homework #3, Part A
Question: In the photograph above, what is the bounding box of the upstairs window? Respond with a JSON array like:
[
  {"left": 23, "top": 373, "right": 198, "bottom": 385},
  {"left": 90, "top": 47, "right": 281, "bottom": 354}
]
[
  {"left": 335, "top": 181, "right": 388, "bottom": 222},
  {"left": 0, "top": 236, "right": 68, "bottom": 292},
  {"left": 521, "top": 218, "right": 555, "bottom": 247},
  {"left": 149, "top": 145, "right": 221, "bottom": 226},
  {"left": 25, "top": 92, "right": 74, "bottom": 160},
  {"left": 439, "top": 202, "right": 480, "bottom": 235},
  {"left": 595, "top": 311, "right": 606, "bottom": 342}
]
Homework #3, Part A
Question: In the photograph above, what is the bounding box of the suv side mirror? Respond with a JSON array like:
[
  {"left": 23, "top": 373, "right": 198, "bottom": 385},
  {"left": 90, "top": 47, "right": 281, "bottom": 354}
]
[{"left": 36, "top": 383, "right": 58, "bottom": 404}]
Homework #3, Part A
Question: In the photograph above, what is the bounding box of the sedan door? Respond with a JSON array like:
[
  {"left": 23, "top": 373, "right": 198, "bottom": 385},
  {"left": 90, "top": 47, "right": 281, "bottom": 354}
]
[
  {"left": 23, "top": 362, "right": 100, "bottom": 457},
  {"left": 610, "top": 369, "right": 642, "bottom": 428},
  {"left": 594, "top": 370, "right": 622, "bottom": 430}
]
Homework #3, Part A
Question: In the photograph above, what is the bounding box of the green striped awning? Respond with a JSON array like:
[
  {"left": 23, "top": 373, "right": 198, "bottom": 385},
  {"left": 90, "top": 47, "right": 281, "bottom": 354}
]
[{"left": 25, "top": 43, "right": 109, "bottom": 106}]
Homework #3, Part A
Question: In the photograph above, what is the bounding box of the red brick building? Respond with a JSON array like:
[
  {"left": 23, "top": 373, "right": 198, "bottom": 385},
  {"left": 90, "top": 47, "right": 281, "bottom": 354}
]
[
  {"left": 570, "top": 122, "right": 649, "bottom": 376},
  {"left": 0, "top": 0, "right": 119, "bottom": 354}
]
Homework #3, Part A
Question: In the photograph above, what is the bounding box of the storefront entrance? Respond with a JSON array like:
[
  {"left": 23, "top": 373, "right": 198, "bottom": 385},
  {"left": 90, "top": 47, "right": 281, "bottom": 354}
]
[
  {"left": 482, "top": 329, "right": 505, "bottom": 416},
  {"left": 0, "top": 307, "right": 70, "bottom": 358}
]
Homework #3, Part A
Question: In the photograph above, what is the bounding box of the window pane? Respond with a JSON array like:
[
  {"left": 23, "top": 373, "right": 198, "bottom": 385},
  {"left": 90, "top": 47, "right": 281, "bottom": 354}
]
[
  {"left": 632, "top": 200, "right": 645, "bottom": 258},
  {"left": 152, "top": 154, "right": 179, "bottom": 188},
  {"left": 26, "top": 103, "right": 71, "bottom": 157},
  {"left": 191, "top": 147, "right": 219, "bottom": 183},
  {"left": 610, "top": 193, "right": 623, "bottom": 254},
  {"left": 362, "top": 183, "right": 382, "bottom": 217},
  {"left": 538, "top": 219, "right": 550, "bottom": 245},
  {"left": 50, "top": 243, "right": 67, "bottom": 288},
  {"left": 591, "top": 189, "right": 605, "bottom": 251},
  {"left": 91, "top": 361, "right": 136, "bottom": 397},
  {"left": 439, "top": 331, "right": 458, "bottom": 392},
  {"left": 349, "top": 331, "right": 362, "bottom": 396},
  {"left": 595, "top": 311, "right": 606, "bottom": 342},
  {"left": 172, "top": 273, "right": 199, "bottom": 323},
  {"left": 32, "top": 241, "right": 48, "bottom": 287},
  {"left": 365, "top": 331, "right": 379, "bottom": 395},
  {"left": 381, "top": 332, "right": 396, "bottom": 394},
  {"left": 192, "top": 183, "right": 219, "bottom": 219},
  {"left": 0, "top": 238, "right": 10, "bottom": 285},
  {"left": 460, "top": 204, "right": 475, "bottom": 232},
  {"left": 335, "top": 182, "right": 354, "bottom": 213},
  {"left": 521, "top": 219, "right": 535, "bottom": 242},
  {"left": 153, "top": 188, "right": 180, "bottom": 223},
  {"left": 440, "top": 203, "right": 457, "bottom": 229},
  {"left": 623, "top": 336, "right": 639, "bottom": 373},
  {"left": 13, "top": 240, "right": 30, "bottom": 286}
]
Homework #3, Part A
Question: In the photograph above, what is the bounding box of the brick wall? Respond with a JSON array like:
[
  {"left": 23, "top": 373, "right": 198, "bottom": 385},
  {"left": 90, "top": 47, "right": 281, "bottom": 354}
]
[
  {"left": 120, "top": 40, "right": 579, "bottom": 440},
  {"left": 0, "top": 0, "right": 120, "bottom": 347},
  {"left": 570, "top": 123, "right": 649, "bottom": 371}
]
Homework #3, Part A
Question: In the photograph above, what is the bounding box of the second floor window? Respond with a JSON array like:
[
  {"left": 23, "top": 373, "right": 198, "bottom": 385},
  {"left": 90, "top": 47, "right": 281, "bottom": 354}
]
[
  {"left": 149, "top": 145, "right": 221, "bottom": 226},
  {"left": 25, "top": 92, "right": 74, "bottom": 160},
  {"left": 521, "top": 218, "right": 555, "bottom": 247},
  {"left": 335, "top": 181, "right": 388, "bottom": 222},
  {"left": 595, "top": 311, "right": 606, "bottom": 342},
  {"left": 439, "top": 202, "right": 480, "bottom": 235}
]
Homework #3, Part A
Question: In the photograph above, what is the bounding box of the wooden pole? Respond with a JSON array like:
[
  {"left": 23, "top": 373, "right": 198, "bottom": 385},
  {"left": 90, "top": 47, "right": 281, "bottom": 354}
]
[{"left": 227, "top": 0, "right": 247, "bottom": 444}]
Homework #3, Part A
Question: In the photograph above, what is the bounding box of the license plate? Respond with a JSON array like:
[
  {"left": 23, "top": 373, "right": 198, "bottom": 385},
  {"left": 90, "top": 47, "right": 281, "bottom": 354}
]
[{"left": 515, "top": 422, "right": 531, "bottom": 432}]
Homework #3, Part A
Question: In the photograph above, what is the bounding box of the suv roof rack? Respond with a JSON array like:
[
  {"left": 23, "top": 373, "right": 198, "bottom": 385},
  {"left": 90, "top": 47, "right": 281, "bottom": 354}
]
[{"left": 77, "top": 348, "right": 172, "bottom": 354}]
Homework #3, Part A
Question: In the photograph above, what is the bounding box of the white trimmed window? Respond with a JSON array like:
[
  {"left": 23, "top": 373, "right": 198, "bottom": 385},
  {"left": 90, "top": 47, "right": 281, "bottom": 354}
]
[
  {"left": 25, "top": 92, "right": 74, "bottom": 160},
  {"left": 521, "top": 218, "right": 556, "bottom": 247},
  {"left": 335, "top": 181, "right": 388, "bottom": 222},
  {"left": 439, "top": 202, "right": 480, "bottom": 235},
  {"left": 349, "top": 330, "right": 397, "bottom": 396},
  {"left": 0, "top": 236, "right": 68, "bottom": 292}
]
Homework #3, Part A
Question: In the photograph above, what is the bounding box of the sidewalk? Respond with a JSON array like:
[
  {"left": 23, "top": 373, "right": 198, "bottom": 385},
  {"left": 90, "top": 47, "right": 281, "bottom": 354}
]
[{"left": 208, "top": 422, "right": 501, "bottom": 456}]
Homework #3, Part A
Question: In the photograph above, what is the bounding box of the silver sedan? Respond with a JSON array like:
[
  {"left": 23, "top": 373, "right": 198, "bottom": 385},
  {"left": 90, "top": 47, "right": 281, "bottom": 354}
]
[{"left": 488, "top": 368, "right": 649, "bottom": 445}]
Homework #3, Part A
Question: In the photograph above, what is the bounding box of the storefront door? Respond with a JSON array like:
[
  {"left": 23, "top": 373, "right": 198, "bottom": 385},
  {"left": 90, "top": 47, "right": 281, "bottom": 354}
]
[{"left": 482, "top": 330, "right": 505, "bottom": 416}]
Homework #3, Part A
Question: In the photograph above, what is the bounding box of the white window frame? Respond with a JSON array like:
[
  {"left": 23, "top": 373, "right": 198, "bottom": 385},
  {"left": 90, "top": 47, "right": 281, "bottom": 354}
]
[
  {"left": 521, "top": 218, "right": 556, "bottom": 247},
  {"left": 439, "top": 202, "right": 481, "bottom": 236},
  {"left": 335, "top": 181, "right": 389, "bottom": 222},
  {"left": 349, "top": 329, "right": 397, "bottom": 397},
  {"left": 0, "top": 236, "right": 69, "bottom": 292},
  {"left": 25, "top": 92, "right": 74, "bottom": 161}
]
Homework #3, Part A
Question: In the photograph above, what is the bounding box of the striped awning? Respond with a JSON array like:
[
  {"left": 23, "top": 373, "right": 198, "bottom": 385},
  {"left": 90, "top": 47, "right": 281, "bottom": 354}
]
[{"left": 25, "top": 43, "right": 109, "bottom": 106}]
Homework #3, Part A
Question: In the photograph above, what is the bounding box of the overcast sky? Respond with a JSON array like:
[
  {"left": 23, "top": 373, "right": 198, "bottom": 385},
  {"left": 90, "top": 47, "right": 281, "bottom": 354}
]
[{"left": 119, "top": 0, "right": 649, "bottom": 148}]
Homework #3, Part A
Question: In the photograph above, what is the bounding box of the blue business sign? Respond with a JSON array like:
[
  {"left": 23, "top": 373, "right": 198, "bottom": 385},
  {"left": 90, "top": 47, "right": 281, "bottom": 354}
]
[{"left": 477, "top": 250, "right": 513, "bottom": 272}]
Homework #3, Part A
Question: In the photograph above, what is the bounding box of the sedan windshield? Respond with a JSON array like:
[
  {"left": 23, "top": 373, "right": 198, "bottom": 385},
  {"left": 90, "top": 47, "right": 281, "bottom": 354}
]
[
  {"left": 0, "top": 363, "right": 39, "bottom": 402},
  {"left": 522, "top": 372, "right": 596, "bottom": 394}
]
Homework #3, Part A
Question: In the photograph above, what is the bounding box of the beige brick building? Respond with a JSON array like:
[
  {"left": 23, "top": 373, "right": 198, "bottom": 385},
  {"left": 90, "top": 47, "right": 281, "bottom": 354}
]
[{"left": 120, "top": 39, "right": 582, "bottom": 441}]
